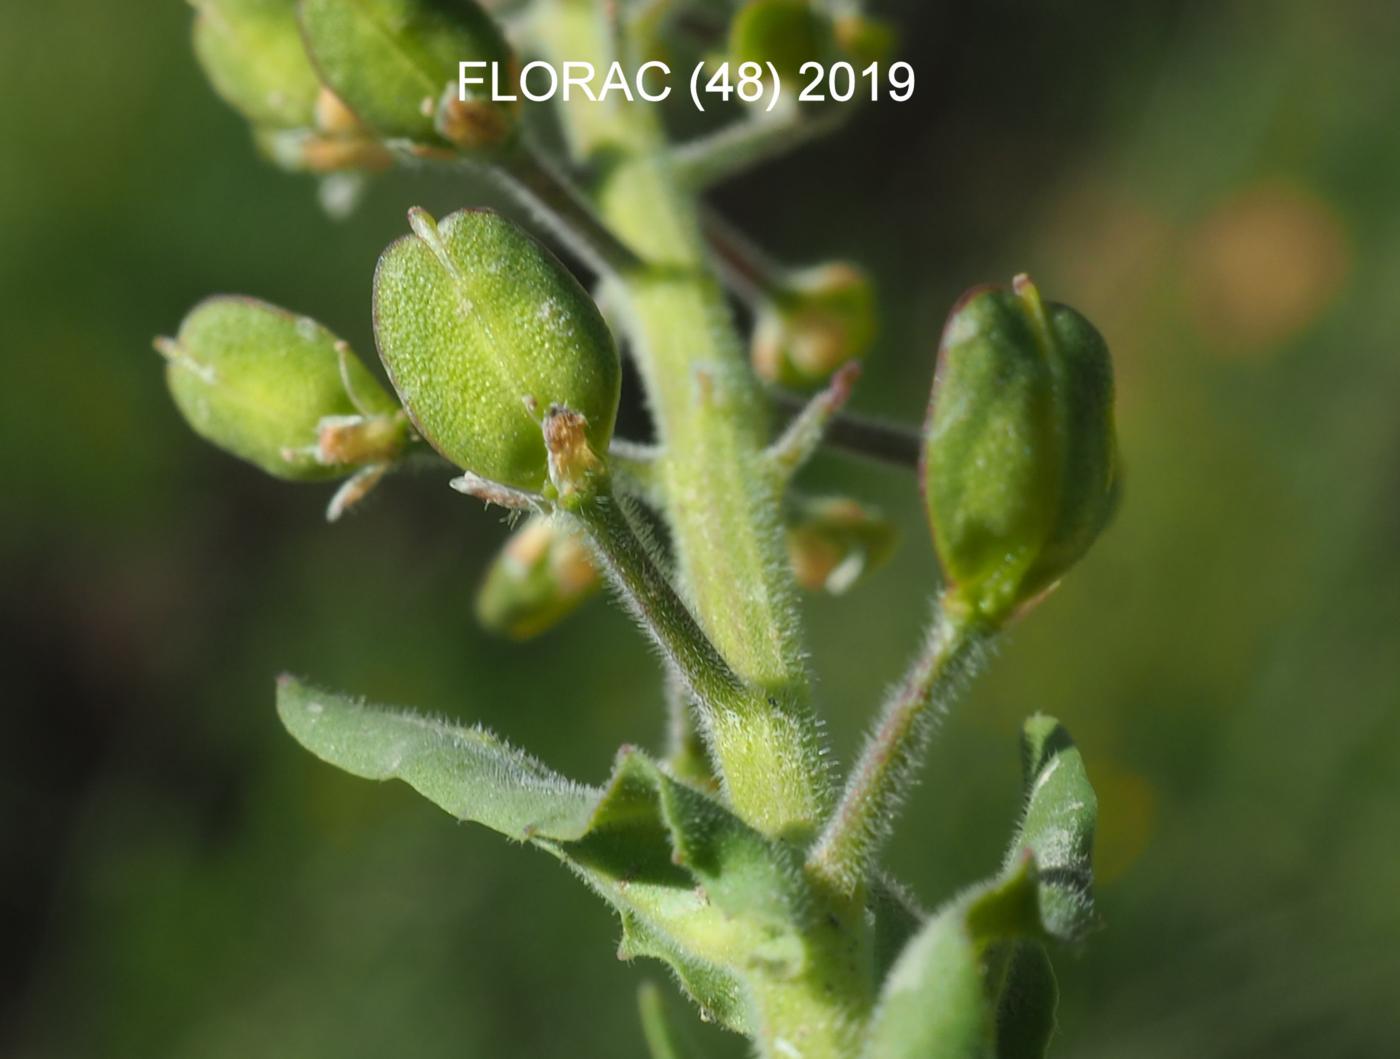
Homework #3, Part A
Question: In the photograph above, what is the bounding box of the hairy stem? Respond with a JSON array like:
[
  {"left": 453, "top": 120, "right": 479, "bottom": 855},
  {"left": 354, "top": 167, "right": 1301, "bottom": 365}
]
[
  {"left": 529, "top": 8, "right": 882, "bottom": 1053},
  {"left": 808, "top": 605, "right": 990, "bottom": 895},
  {"left": 487, "top": 144, "right": 644, "bottom": 276},
  {"left": 569, "top": 480, "right": 744, "bottom": 713},
  {"left": 765, "top": 362, "right": 861, "bottom": 483},
  {"left": 535, "top": 0, "right": 829, "bottom": 840},
  {"left": 672, "top": 105, "right": 851, "bottom": 190},
  {"left": 772, "top": 391, "right": 923, "bottom": 470}
]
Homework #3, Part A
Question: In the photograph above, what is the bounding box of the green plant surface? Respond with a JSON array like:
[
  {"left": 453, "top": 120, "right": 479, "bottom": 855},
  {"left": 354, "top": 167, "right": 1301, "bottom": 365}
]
[
  {"left": 299, "top": 0, "right": 512, "bottom": 143},
  {"left": 8, "top": 1, "right": 1400, "bottom": 1058},
  {"left": 277, "top": 676, "right": 821, "bottom": 1035},
  {"left": 190, "top": 0, "right": 322, "bottom": 130},
  {"left": 373, "top": 206, "right": 620, "bottom": 492},
  {"left": 159, "top": 295, "right": 401, "bottom": 481},
  {"left": 863, "top": 862, "right": 1042, "bottom": 1059},
  {"left": 152, "top": 1, "right": 1120, "bottom": 1054}
]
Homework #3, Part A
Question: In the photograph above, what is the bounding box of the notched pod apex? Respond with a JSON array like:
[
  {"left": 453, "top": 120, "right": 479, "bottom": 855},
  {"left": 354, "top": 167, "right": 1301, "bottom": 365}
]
[
  {"left": 922, "top": 275, "right": 1120, "bottom": 624},
  {"left": 373, "top": 207, "right": 621, "bottom": 494}
]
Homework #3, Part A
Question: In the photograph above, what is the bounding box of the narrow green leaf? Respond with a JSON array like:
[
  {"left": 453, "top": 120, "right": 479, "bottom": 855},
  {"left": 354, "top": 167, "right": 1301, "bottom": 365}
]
[
  {"left": 277, "top": 679, "right": 814, "bottom": 1033},
  {"left": 983, "top": 715, "right": 1094, "bottom": 1056},
  {"left": 276, "top": 675, "right": 598, "bottom": 840},
  {"left": 1004, "top": 715, "right": 1097, "bottom": 942},
  {"left": 559, "top": 750, "right": 808, "bottom": 1022},
  {"left": 654, "top": 770, "right": 809, "bottom": 932},
  {"left": 863, "top": 862, "right": 1041, "bottom": 1059},
  {"left": 866, "top": 714, "right": 1096, "bottom": 1059},
  {"left": 619, "top": 912, "right": 751, "bottom": 1034}
]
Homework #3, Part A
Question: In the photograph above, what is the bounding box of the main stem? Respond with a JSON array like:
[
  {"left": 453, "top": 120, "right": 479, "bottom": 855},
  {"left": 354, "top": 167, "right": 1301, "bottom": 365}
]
[
  {"left": 531, "top": 9, "right": 881, "bottom": 1053},
  {"left": 536, "top": 1, "right": 828, "bottom": 841}
]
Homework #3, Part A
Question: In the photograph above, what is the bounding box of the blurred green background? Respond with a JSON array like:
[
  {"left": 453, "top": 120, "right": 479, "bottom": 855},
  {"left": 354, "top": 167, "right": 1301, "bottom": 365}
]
[{"left": 4, "top": 1, "right": 1398, "bottom": 1056}]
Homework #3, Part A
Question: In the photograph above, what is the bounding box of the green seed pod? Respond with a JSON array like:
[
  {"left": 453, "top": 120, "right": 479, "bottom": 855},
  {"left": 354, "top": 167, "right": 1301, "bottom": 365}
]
[
  {"left": 193, "top": 0, "right": 396, "bottom": 177},
  {"left": 786, "top": 497, "right": 897, "bottom": 595},
  {"left": 157, "top": 297, "right": 404, "bottom": 481},
  {"left": 476, "top": 515, "right": 602, "bottom": 639},
  {"left": 191, "top": 0, "right": 322, "bottom": 130},
  {"left": 729, "top": 0, "right": 834, "bottom": 83},
  {"left": 922, "top": 276, "right": 1119, "bottom": 624},
  {"left": 299, "top": 0, "right": 515, "bottom": 148},
  {"left": 373, "top": 208, "right": 621, "bottom": 494},
  {"left": 753, "top": 264, "right": 877, "bottom": 388}
]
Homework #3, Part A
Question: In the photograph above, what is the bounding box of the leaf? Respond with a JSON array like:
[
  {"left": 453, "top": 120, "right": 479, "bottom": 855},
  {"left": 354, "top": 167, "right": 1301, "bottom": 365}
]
[
  {"left": 862, "top": 861, "right": 1042, "bottom": 1059},
  {"left": 1004, "top": 715, "right": 1097, "bottom": 942},
  {"left": 277, "top": 677, "right": 814, "bottom": 1033},
  {"left": 981, "top": 715, "right": 1095, "bottom": 1056},
  {"left": 617, "top": 911, "right": 751, "bottom": 1033},
  {"left": 277, "top": 675, "right": 599, "bottom": 839},
  {"left": 553, "top": 752, "right": 811, "bottom": 1029},
  {"left": 864, "top": 716, "right": 1097, "bottom": 1058},
  {"left": 654, "top": 768, "right": 810, "bottom": 933}
]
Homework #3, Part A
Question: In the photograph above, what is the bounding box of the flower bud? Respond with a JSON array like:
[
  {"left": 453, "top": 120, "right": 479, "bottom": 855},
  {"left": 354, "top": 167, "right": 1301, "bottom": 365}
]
[
  {"left": 729, "top": 0, "right": 834, "bottom": 83},
  {"left": 157, "top": 297, "right": 405, "bottom": 481},
  {"left": 753, "top": 264, "right": 877, "bottom": 388},
  {"left": 299, "top": 0, "right": 515, "bottom": 149},
  {"left": 191, "top": 0, "right": 321, "bottom": 130},
  {"left": 787, "top": 497, "right": 897, "bottom": 595},
  {"left": 922, "top": 276, "right": 1119, "bottom": 624},
  {"left": 373, "top": 208, "right": 621, "bottom": 494},
  {"left": 476, "top": 516, "right": 602, "bottom": 640}
]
